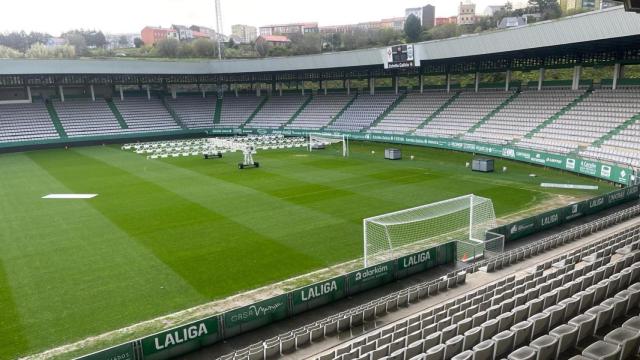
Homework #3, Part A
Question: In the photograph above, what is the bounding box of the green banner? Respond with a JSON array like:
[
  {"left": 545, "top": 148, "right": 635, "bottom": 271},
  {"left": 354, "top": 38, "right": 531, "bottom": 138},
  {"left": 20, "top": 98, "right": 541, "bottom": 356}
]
[
  {"left": 395, "top": 246, "right": 438, "bottom": 279},
  {"left": 562, "top": 202, "right": 585, "bottom": 222},
  {"left": 505, "top": 216, "right": 538, "bottom": 241},
  {"left": 537, "top": 209, "right": 562, "bottom": 231},
  {"left": 227, "top": 128, "right": 633, "bottom": 185},
  {"left": 347, "top": 261, "right": 395, "bottom": 295},
  {"left": 77, "top": 343, "right": 135, "bottom": 360},
  {"left": 291, "top": 276, "right": 346, "bottom": 314},
  {"left": 223, "top": 295, "right": 288, "bottom": 332},
  {"left": 141, "top": 317, "right": 219, "bottom": 357},
  {"left": 583, "top": 194, "right": 609, "bottom": 215}
]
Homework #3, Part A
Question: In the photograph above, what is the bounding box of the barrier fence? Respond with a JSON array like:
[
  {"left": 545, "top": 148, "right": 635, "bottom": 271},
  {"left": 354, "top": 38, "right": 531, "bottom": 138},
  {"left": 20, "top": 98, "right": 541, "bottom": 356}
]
[
  {"left": 206, "top": 128, "right": 635, "bottom": 186},
  {"left": 77, "top": 242, "right": 457, "bottom": 360},
  {"left": 490, "top": 184, "right": 640, "bottom": 242}
]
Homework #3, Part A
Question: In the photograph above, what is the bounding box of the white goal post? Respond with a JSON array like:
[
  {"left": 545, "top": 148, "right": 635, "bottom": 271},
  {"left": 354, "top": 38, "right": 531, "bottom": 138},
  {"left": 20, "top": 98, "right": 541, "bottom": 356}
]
[
  {"left": 308, "top": 133, "right": 349, "bottom": 157},
  {"left": 363, "top": 194, "right": 497, "bottom": 266}
]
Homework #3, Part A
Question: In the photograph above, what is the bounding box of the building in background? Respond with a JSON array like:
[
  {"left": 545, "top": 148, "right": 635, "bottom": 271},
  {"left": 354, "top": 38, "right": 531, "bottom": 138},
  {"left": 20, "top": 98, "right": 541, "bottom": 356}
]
[
  {"left": 405, "top": 5, "right": 436, "bottom": 29},
  {"left": 141, "top": 26, "right": 177, "bottom": 45},
  {"left": 255, "top": 35, "right": 291, "bottom": 47},
  {"left": 105, "top": 33, "right": 137, "bottom": 49},
  {"left": 497, "top": 16, "right": 528, "bottom": 28},
  {"left": 259, "top": 23, "right": 319, "bottom": 36},
  {"left": 600, "top": 0, "right": 619, "bottom": 8},
  {"left": 458, "top": 1, "right": 477, "bottom": 25},
  {"left": 172, "top": 25, "right": 194, "bottom": 41},
  {"left": 190, "top": 25, "right": 217, "bottom": 39},
  {"left": 559, "top": 0, "right": 602, "bottom": 13},
  {"left": 45, "top": 38, "right": 68, "bottom": 48},
  {"left": 232, "top": 24, "right": 258, "bottom": 44},
  {"left": 380, "top": 17, "right": 406, "bottom": 31},
  {"left": 435, "top": 16, "right": 458, "bottom": 26},
  {"left": 484, "top": 5, "right": 506, "bottom": 16}
]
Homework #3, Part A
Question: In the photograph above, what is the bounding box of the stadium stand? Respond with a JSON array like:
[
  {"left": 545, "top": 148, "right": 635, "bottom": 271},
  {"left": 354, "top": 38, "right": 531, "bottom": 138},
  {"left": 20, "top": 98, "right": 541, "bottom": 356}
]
[
  {"left": 217, "top": 95, "right": 266, "bottom": 128},
  {"left": 52, "top": 98, "right": 125, "bottom": 137},
  {"left": 325, "top": 92, "right": 399, "bottom": 132},
  {"left": 215, "top": 204, "right": 640, "bottom": 360},
  {"left": 370, "top": 92, "right": 455, "bottom": 134},
  {"left": 462, "top": 90, "right": 585, "bottom": 145},
  {"left": 414, "top": 90, "right": 514, "bottom": 138},
  {"left": 245, "top": 95, "right": 309, "bottom": 129},
  {"left": 113, "top": 97, "right": 181, "bottom": 132},
  {"left": 165, "top": 95, "right": 217, "bottom": 129},
  {"left": 0, "top": 100, "right": 59, "bottom": 143},
  {"left": 286, "top": 93, "right": 354, "bottom": 130},
  {"left": 516, "top": 89, "right": 640, "bottom": 154},
  {"left": 3, "top": 87, "right": 640, "bottom": 169}
]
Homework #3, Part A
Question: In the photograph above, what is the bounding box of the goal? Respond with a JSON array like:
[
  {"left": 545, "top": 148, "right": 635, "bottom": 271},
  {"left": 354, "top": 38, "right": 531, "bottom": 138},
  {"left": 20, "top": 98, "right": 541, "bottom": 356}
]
[
  {"left": 363, "top": 194, "right": 497, "bottom": 266},
  {"left": 308, "top": 133, "right": 349, "bottom": 157}
]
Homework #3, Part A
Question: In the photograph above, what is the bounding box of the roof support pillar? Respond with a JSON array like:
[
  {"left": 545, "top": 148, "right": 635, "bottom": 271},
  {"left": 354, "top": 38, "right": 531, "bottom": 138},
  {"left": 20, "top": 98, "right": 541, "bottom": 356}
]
[
  {"left": 613, "top": 63, "right": 622, "bottom": 90},
  {"left": 369, "top": 77, "right": 375, "bottom": 95},
  {"left": 279, "top": 82, "right": 283, "bottom": 96},
  {"left": 301, "top": 81, "right": 305, "bottom": 96},
  {"left": 146, "top": 85, "right": 151, "bottom": 100},
  {"left": 419, "top": 74, "right": 424, "bottom": 94},
  {"left": 572, "top": 65, "right": 582, "bottom": 91},
  {"left": 475, "top": 72, "right": 480, "bottom": 93},
  {"left": 59, "top": 85, "right": 65, "bottom": 102},
  {"left": 171, "top": 86, "right": 177, "bottom": 99},
  {"left": 26, "top": 86, "right": 32, "bottom": 103},
  {"left": 538, "top": 68, "right": 545, "bottom": 91},
  {"left": 505, "top": 70, "right": 511, "bottom": 92},
  {"left": 271, "top": 80, "right": 276, "bottom": 94},
  {"left": 256, "top": 83, "right": 261, "bottom": 97},
  {"left": 119, "top": 86, "right": 124, "bottom": 101},
  {"left": 234, "top": 84, "right": 238, "bottom": 97},
  {"left": 323, "top": 80, "right": 327, "bottom": 95},
  {"left": 346, "top": 79, "right": 351, "bottom": 96},
  {"left": 446, "top": 73, "right": 451, "bottom": 93},
  {"left": 394, "top": 76, "right": 399, "bottom": 95}
]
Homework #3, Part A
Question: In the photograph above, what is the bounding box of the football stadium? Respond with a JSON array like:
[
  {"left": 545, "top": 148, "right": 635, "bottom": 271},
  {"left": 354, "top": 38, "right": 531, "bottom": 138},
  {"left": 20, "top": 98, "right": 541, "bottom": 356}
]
[{"left": 2, "top": 5, "right": 640, "bottom": 360}]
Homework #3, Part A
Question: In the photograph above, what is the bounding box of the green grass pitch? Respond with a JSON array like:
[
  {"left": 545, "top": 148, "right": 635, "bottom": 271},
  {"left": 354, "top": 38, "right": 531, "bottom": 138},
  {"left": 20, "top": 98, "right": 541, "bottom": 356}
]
[{"left": 0, "top": 141, "right": 613, "bottom": 358}]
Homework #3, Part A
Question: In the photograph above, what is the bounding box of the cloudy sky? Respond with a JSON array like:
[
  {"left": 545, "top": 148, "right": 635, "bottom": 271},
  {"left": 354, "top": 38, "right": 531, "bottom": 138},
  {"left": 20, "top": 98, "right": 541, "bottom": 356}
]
[{"left": 0, "top": 0, "right": 529, "bottom": 36}]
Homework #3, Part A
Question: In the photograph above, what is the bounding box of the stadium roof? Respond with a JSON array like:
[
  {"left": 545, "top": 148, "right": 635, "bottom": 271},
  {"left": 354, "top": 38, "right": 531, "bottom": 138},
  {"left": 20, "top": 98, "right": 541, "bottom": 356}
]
[{"left": 0, "top": 6, "right": 639, "bottom": 76}]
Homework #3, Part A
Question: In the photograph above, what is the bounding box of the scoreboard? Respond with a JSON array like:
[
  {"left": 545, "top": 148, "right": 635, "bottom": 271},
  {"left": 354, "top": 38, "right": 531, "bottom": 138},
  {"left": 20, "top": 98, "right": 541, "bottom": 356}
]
[{"left": 385, "top": 44, "right": 415, "bottom": 69}]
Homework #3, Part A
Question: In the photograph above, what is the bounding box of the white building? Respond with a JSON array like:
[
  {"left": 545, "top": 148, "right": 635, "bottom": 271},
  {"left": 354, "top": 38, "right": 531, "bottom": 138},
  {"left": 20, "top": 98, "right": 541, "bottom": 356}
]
[{"left": 458, "top": 1, "right": 477, "bottom": 25}]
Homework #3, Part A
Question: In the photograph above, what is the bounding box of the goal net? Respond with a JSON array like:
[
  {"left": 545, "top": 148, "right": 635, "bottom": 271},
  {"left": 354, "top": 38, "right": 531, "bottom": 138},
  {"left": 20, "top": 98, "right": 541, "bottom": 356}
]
[
  {"left": 308, "top": 133, "right": 349, "bottom": 157},
  {"left": 363, "top": 194, "right": 497, "bottom": 266}
]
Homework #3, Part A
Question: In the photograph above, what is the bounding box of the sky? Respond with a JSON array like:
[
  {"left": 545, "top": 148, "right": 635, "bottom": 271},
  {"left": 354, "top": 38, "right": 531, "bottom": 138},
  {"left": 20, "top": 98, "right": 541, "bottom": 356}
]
[{"left": 0, "top": 0, "right": 529, "bottom": 36}]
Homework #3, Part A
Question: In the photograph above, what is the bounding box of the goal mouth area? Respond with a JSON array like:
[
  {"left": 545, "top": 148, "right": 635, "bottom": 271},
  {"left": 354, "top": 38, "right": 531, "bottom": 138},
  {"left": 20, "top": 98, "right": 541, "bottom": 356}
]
[{"left": 363, "top": 194, "right": 497, "bottom": 266}]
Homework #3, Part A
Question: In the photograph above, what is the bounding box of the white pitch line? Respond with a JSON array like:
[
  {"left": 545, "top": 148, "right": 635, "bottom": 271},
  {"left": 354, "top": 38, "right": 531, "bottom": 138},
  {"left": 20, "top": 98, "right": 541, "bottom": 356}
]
[{"left": 42, "top": 194, "right": 98, "bottom": 199}]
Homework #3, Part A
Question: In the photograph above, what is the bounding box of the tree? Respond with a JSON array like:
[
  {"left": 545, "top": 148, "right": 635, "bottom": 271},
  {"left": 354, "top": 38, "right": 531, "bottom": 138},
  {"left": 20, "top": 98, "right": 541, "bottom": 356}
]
[
  {"left": 118, "top": 35, "right": 129, "bottom": 47},
  {"left": 134, "top": 38, "right": 144, "bottom": 48},
  {"left": 0, "top": 45, "right": 22, "bottom": 58},
  {"left": 528, "top": 0, "right": 561, "bottom": 19},
  {"left": 255, "top": 40, "right": 271, "bottom": 57},
  {"left": 193, "top": 38, "right": 216, "bottom": 57},
  {"left": 65, "top": 33, "right": 88, "bottom": 56},
  {"left": 25, "top": 43, "right": 75, "bottom": 58},
  {"left": 0, "top": 31, "right": 51, "bottom": 52},
  {"left": 291, "top": 33, "right": 322, "bottom": 55},
  {"left": 177, "top": 43, "right": 194, "bottom": 57},
  {"left": 427, "top": 24, "right": 458, "bottom": 41},
  {"left": 155, "top": 38, "right": 180, "bottom": 57},
  {"left": 404, "top": 14, "right": 422, "bottom": 43}
]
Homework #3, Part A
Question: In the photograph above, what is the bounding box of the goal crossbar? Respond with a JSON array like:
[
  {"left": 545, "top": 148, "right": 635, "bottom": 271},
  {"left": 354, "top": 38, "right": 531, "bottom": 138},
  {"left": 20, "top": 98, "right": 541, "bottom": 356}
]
[{"left": 363, "top": 194, "right": 496, "bottom": 266}]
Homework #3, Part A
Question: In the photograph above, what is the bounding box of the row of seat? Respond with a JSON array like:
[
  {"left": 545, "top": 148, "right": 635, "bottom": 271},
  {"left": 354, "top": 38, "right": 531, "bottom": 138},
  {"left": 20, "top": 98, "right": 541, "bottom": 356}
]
[{"left": 215, "top": 204, "right": 640, "bottom": 360}]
